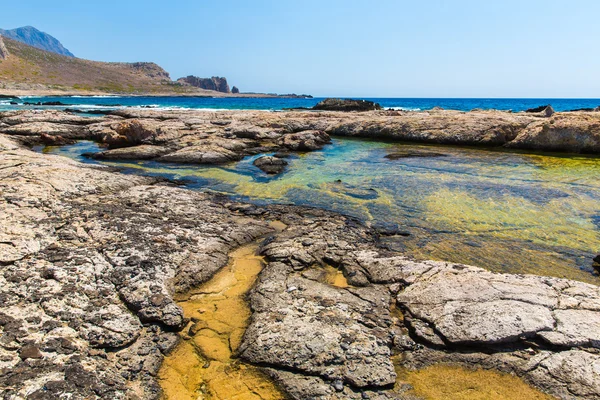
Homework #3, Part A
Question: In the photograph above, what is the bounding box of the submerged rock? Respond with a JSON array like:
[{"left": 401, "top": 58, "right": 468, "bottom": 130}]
[
  {"left": 384, "top": 150, "right": 447, "bottom": 160},
  {"left": 253, "top": 155, "right": 288, "bottom": 174}
]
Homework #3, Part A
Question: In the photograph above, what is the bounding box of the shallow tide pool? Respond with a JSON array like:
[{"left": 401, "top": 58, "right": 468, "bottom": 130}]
[{"left": 40, "top": 138, "right": 600, "bottom": 284}]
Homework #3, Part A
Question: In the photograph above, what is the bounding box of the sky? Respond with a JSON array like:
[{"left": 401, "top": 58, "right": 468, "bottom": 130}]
[{"left": 1, "top": 0, "right": 599, "bottom": 97}]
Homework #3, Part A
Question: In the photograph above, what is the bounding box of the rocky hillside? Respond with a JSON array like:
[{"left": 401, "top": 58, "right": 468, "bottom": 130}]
[
  {"left": 0, "top": 36, "right": 7, "bottom": 60},
  {"left": 177, "top": 75, "right": 232, "bottom": 93},
  {"left": 0, "top": 36, "right": 217, "bottom": 95},
  {"left": 0, "top": 26, "right": 74, "bottom": 57}
]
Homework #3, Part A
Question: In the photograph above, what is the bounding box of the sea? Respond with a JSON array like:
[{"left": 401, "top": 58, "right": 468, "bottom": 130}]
[{"left": 1, "top": 96, "right": 600, "bottom": 112}]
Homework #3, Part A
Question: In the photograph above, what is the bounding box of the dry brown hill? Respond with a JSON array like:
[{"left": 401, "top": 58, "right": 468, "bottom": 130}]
[{"left": 0, "top": 36, "right": 217, "bottom": 96}]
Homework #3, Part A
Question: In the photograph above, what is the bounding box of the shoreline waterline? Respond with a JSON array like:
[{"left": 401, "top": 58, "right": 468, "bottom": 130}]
[{"left": 3, "top": 96, "right": 600, "bottom": 112}]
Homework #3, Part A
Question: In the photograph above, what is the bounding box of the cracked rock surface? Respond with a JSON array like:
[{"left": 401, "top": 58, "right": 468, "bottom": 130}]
[{"left": 2, "top": 106, "right": 600, "bottom": 400}]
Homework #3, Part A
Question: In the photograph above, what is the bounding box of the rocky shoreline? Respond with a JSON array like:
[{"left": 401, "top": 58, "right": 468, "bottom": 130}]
[
  {"left": 1, "top": 107, "right": 599, "bottom": 159},
  {"left": 1, "top": 108, "right": 600, "bottom": 399}
]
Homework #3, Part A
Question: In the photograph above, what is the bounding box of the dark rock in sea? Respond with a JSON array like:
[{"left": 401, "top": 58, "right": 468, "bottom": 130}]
[
  {"left": 64, "top": 108, "right": 114, "bottom": 115},
  {"left": 177, "top": 75, "right": 231, "bottom": 93},
  {"left": 372, "top": 221, "right": 410, "bottom": 236},
  {"left": 385, "top": 150, "right": 448, "bottom": 160},
  {"left": 253, "top": 156, "right": 288, "bottom": 174},
  {"left": 525, "top": 105, "right": 552, "bottom": 113},
  {"left": 23, "top": 101, "right": 69, "bottom": 106},
  {"left": 525, "top": 105, "right": 555, "bottom": 117},
  {"left": 312, "top": 98, "right": 382, "bottom": 112},
  {"left": 568, "top": 107, "right": 596, "bottom": 112},
  {"left": 231, "top": 86, "right": 240, "bottom": 94},
  {"left": 0, "top": 94, "right": 18, "bottom": 99},
  {"left": 9, "top": 102, "right": 18, "bottom": 105}
]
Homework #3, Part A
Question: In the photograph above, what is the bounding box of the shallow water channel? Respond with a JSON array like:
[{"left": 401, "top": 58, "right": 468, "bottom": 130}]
[
  {"left": 158, "top": 242, "right": 283, "bottom": 400},
  {"left": 41, "top": 137, "right": 600, "bottom": 284}
]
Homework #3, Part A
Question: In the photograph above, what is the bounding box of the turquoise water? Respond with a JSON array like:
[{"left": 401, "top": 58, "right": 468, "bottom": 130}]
[
  {"left": 4, "top": 96, "right": 600, "bottom": 112},
  {"left": 41, "top": 139, "right": 600, "bottom": 284}
]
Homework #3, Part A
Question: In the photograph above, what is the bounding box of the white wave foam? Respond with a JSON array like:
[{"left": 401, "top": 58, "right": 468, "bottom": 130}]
[
  {"left": 384, "top": 107, "right": 421, "bottom": 111},
  {"left": 70, "top": 95, "right": 119, "bottom": 98}
]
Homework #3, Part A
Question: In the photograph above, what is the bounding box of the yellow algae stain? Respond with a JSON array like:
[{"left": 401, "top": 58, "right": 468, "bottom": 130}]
[
  {"left": 398, "top": 364, "right": 553, "bottom": 400},
  {"left": 323, "top": 264, "right": 350, "bottom": 288},
  {"left": 158, "top": 243, "right": 284, "bottom": 400}
]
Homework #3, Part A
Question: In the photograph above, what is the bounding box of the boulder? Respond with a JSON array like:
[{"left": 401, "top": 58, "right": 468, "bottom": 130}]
[
  {"left": 231, "top": 86, "right": 240, "bottom": 94},
  {"left": 312, "top": 98, "right": 382, "bottom": 112},
  {"left": 102, "top": 120, "right": 155, "bottom": 148},
  {"left": 279, "top": 130, "right": 331, "bottom": 151},
  {"left": 253, "top": 156, "right": 288, "bottom": 174}
]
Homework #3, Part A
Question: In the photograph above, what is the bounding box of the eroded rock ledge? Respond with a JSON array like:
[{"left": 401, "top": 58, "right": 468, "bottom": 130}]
[
  {"left": 1, "top": 107, "right": 600, "bottom": 157},
  {"left": 1, "top": 127, "right": 600, "bottom": 399}
]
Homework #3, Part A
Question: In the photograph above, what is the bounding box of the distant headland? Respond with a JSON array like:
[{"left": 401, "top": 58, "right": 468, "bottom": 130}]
[{"left": 0, "top": 26, "right": 311, "bottom": 98}]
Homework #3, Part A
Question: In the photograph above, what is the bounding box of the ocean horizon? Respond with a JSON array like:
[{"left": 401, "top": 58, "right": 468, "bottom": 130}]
[{"left": 2, "top": 96, "right": 600, "bottom": 112}]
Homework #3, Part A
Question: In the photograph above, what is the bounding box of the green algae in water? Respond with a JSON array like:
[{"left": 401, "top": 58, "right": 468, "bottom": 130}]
[{"left": 42, "top": 139, "right": 600, "bottom": 284}]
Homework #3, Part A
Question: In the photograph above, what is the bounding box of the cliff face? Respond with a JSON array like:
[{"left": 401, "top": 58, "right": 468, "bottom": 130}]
[
  {"left": 0, "top": 36, "right": 8, "bottom": 60},
  {"left": 0, "top": 26, "right": 74, "bottom": 57},
  {"left": 114, "top": 62, "right": 171, "bottom": 80},
  {"left": 177, "top": 75, "right": 231, "bottom": 93}
]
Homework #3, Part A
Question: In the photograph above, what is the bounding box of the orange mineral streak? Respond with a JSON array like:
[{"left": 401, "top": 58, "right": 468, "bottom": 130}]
[{"left": 158, "top": 238, "right": 285, "bottom": 400}]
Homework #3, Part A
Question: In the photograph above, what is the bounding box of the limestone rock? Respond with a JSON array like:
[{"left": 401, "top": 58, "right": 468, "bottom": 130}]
[
  {"left": 91, "top": 145, "right": 170, "bottom": 160},
  {"left": 253, "top": 155, "right": 288, "bottom": 174},
  {"left": 279, "top": 130, "right": 331, "bottom": 151},
  {"left": 158, "top": 145, "right": 242, "bottom": 164},
  {"left": 506, "top": 112, "right": 600, "bottom": 153}
]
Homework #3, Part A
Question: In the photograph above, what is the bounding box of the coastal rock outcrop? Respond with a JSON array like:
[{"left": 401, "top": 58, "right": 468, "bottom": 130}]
[
  {"left": 3, "top": 127, "right": 600, "bottom": 399},
  {"left": 313, "top": 98, "right": 383, "bottom": 112},
  {"left": 231, "top": 86, "right": 240, "bottom": 94},
  {"left": 124, "top": 62, "right": 171, "bottom": 80},
  {"left": 177, "top": 75, "right": 231, "bottom": 93},
  {"left": 506, "top": 112, "right": 600, "bottom": 153}
]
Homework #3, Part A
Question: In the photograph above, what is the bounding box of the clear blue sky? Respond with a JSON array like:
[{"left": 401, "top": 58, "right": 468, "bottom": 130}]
[{"left": 1, "top": 0, "right": 599, "bottom": 97}]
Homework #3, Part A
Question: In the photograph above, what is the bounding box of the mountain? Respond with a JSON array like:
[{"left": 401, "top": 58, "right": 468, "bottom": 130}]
[
  {"left": 0, "top": 35, "right": 216, "bottom": 95},
  {"left": 0, "top": 26, "right": 75, "bottom": 57}
]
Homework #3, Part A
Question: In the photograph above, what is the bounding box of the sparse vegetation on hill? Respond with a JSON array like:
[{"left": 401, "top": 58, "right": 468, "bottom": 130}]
[{"left": 0, "top": 36, "right": 217, "bottom": 95}]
